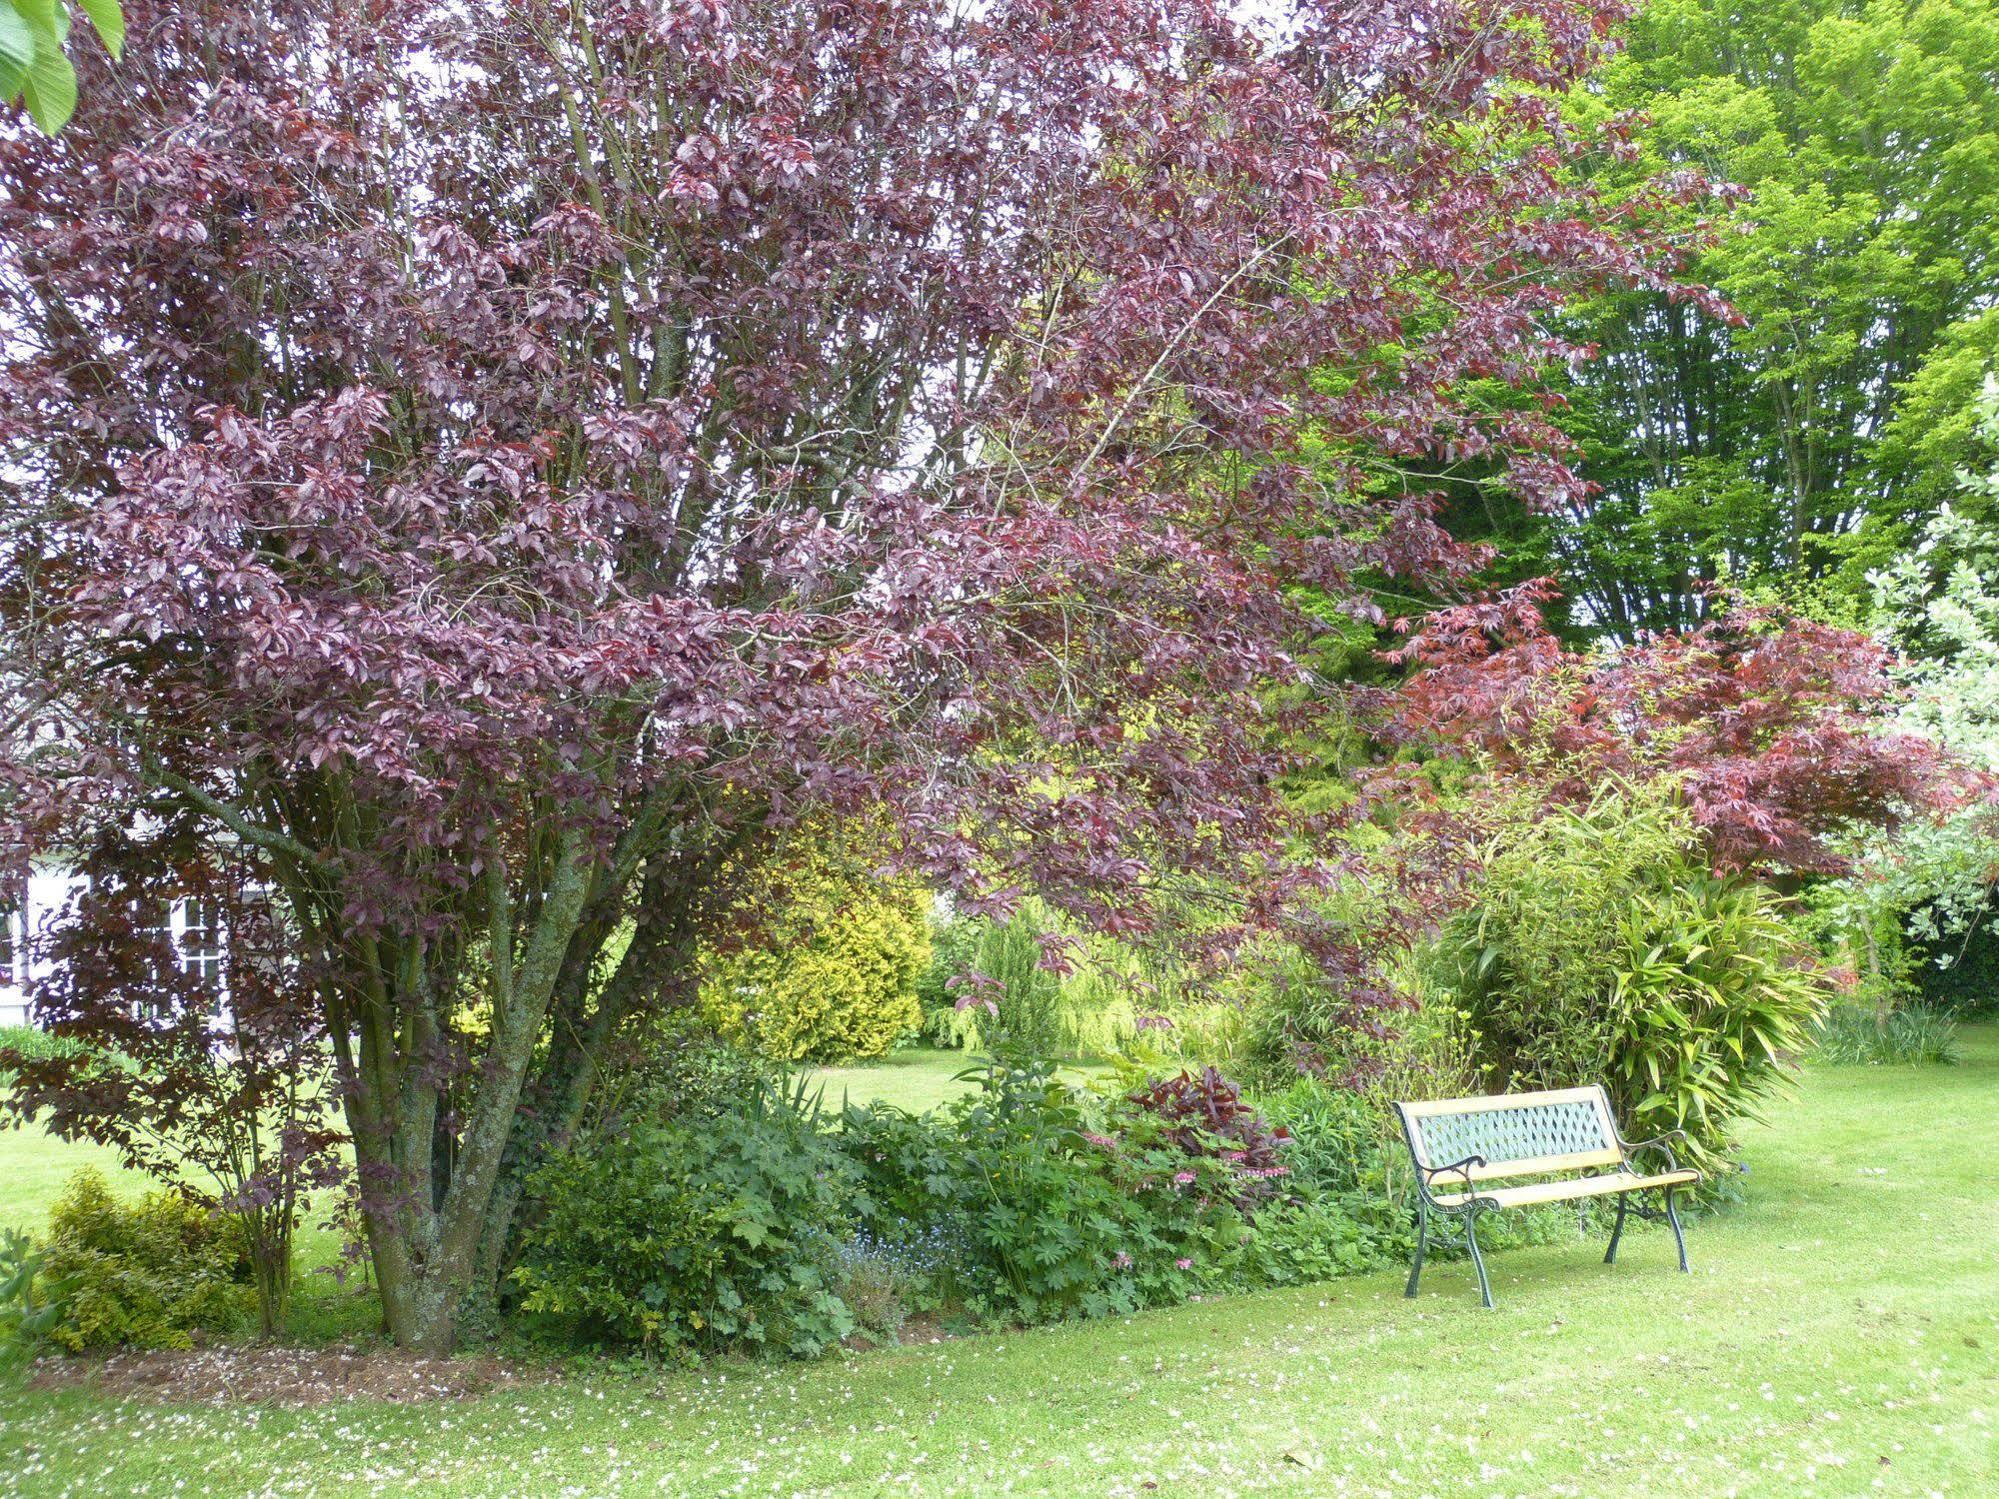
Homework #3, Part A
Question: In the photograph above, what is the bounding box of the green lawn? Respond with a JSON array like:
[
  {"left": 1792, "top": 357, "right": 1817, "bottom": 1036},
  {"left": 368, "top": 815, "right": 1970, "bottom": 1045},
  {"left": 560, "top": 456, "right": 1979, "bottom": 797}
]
[
  {"left": 807, "top": 1045, "right": 1108, "bottom": 1114},
  {"left": 0, "top": 1130, "right": 142, "bottom": 1237},
  {"left": 3, "top": 1034, "right": 1997, "bottom": 1497}
]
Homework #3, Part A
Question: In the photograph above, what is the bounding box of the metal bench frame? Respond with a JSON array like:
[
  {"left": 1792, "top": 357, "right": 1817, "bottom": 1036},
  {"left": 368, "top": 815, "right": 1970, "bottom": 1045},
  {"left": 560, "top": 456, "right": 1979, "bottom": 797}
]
[{"left": 1394, "top": 1084, "right": 1699, "bottom": 1308}]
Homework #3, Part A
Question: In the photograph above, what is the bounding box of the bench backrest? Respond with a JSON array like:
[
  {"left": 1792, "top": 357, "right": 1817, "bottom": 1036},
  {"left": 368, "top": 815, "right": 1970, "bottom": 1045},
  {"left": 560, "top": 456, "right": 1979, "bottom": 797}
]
[{"left": 1395, "top": 1086, "right": 1622, "bottom": 1181}]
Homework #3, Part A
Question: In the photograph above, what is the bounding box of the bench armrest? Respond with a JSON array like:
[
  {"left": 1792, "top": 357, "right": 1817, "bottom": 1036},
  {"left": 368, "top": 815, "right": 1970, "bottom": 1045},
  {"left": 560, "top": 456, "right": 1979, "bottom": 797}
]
[
  {"left": 1618, "top": 1129, "right": 1690, "bottom": 1173},
  {"left": 1417, "top": 1153, "right": 1488, "bottom": 1205}
]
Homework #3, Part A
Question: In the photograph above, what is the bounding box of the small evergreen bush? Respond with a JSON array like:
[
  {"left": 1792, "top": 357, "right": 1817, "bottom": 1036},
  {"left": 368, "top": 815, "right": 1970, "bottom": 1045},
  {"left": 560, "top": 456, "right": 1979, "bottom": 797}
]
[
  {"left": 38, "top": 1169, "right": 252, "bottom": 1352},
  {"left": 698, "top": 832, "right": 929, "bottom": 1063},
  {"left": 935, "top": 905, "right": 1067, "bottom": 1055}
]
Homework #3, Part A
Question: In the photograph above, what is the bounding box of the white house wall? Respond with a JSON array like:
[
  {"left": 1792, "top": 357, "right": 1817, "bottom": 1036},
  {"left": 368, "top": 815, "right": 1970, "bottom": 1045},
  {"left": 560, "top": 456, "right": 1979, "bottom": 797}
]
[{"left": 0, "top": 866, "right": 87, "bottom": 1029}]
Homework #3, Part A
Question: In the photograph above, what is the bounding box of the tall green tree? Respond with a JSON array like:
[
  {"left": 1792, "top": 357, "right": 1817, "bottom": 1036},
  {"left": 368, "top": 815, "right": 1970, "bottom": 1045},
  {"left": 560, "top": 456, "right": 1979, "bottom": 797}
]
[{"left": 1542, "top": 0, "right": 1999, "bottom": 638}]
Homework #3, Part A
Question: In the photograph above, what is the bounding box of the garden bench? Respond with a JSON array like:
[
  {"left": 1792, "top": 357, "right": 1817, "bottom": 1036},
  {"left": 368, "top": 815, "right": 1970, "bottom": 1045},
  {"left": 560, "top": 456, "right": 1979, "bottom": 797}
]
[{"left": 1394, "top": 1085, "right": 1699, "bottom": 1308}]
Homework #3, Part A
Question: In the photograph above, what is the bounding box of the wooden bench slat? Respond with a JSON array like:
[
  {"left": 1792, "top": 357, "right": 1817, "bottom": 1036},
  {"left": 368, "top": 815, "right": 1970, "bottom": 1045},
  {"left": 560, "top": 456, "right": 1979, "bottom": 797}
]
[
  {"left": 1398, "top": 1085, "right": 1606, "bottom": 1118},
  {"left": 1453, "top": 1146, "right": 1625, "bottom": 1181},
  {"left": 1430, "top": 1169, "right": 1699, "bottom": 1211}
]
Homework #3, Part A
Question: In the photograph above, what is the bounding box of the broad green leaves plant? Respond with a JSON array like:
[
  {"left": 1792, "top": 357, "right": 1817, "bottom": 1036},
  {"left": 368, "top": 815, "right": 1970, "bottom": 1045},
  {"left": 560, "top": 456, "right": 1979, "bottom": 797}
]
[
  {"left": 0, "top": 1228, "right": 66, "bottom": 1365},
  {"left": 1605, "top": 873, "right": 1828, "bottom": 1165},
  {"left": 514, "top": 1074, "right": 856, "bottom": 1359},
  {"left": 1432, "top": 782, "right": 1828, "bottom": 1169},
  {"left": 0, "top": 0, "right": 120, "bottom": 132}
]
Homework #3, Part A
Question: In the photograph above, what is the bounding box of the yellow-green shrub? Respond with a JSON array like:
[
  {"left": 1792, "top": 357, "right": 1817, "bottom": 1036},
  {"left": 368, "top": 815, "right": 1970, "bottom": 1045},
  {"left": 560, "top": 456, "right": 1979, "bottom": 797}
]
[
  {"left": 39, "top": 1169, "right": 251, "bottom": 1351},
  {"left": 699, "top": 838, "right": 929, "bottom": 1063}
]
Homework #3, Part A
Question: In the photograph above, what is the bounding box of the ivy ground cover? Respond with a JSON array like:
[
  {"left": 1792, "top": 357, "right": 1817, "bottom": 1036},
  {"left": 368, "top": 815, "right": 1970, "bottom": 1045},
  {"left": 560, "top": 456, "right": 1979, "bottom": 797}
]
[{"left": 3, "top": 1033, "right": 1996, "bottom": 1498}]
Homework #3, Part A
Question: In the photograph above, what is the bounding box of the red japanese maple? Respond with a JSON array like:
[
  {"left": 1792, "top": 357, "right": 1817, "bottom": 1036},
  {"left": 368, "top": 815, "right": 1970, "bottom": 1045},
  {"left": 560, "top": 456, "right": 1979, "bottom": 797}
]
[
  {"left": 2, "top": 0, "right": 1711, "bottom": 1347},
  {"left": 1386, "top": 579, "right": 1955, "bottom": 875}
]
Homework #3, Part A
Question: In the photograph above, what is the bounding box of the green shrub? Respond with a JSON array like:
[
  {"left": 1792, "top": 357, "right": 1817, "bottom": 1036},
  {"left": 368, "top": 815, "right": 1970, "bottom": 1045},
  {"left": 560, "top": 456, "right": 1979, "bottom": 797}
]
[
  {"left": 698, "top": 836, "right": 930, "bottom": 1063},
  {"left": 1233, "top": 1196, "right": 1409, "bottom": 1286},
  {"left": 592, "top": 1011, "right": 780, "bottom": 1124},
  {"left": 39, "top": 1169, "right": 252, "bottom": 1352},
  {"left": 1238, "top": 1078, "right": 1436, "bottom": 1280},
  {"left": 941, "top": 904, "right": 1068, "bottom": 1055},
  {"left": 0, "top": 1025, "right": 104, "bottom": 1089},
  {"left": 940, "top": 1049, "right": 1242, "bottom": 1320},
  {"left": 842, "top": 1102, "right": 970, "bottom": 1234},
  {"left": 1254, "top": 1078, "right": 1394, "bottom": 1197},
  {"left": 842, "top": 1045, "right": 1255, "bottom": 1324},
  {"left": 1817, "top": 1004, "right": 1961, "bottom": 1066},
  {"left": 1428, "top": 783, "right": 1829, "bottom": 1170},
  {"left": 1909, "top": 895, "right": 1999, "bottom": 1018},
  {"left": 513, "top": 1076, "right": 857, "bottom": 1359}
]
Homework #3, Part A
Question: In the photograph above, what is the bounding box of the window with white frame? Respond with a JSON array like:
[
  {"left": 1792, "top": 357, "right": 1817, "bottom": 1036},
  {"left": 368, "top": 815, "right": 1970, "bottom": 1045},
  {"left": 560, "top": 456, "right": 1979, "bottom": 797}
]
[
  {"left": 137, "top": 898, "right": 226, "bottom": 1014},
  {"left": 178, "top": 899, "right": 225, "bottom": 994}
]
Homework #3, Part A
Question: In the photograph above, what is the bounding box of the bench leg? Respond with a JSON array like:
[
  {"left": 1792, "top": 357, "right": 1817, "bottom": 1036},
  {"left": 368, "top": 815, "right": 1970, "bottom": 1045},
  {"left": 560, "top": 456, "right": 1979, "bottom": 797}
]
[
  {"left": 1604, "top": 1193, "right": 1629, "bottom": 1264},
  {"left": 1464, "top": 1210, "right": 1494, "bottom": 1309},
  {"left": 1664, "top": 1186, "right": 1689, "bottom": 1273},
  {"left": 1405, "top": 1200, "right": 1428, "bottom": 1298}
]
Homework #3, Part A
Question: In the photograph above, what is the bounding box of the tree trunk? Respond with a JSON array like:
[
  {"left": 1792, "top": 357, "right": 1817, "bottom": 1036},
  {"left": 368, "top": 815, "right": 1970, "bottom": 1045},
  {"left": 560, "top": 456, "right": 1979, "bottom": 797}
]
[{"left": 321, "top": 827, "right": 599, "bottom": 1353}]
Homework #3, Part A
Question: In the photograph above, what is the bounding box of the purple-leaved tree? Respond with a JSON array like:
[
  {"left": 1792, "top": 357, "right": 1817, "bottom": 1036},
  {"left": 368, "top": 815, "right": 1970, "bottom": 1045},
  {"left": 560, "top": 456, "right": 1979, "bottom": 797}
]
[{"left": 1, "top": 0, "right": 1714, "bottom": 1348}]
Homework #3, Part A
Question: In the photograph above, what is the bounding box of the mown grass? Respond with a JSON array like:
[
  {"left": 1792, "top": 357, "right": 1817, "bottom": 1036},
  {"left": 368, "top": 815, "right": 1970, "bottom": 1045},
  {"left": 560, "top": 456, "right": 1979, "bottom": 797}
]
[
  {"left": 806, "top": 1044, "right": 1108, "bottom": 1115},
  {"left": 2, "top": 1033, "right": 1995, "bottom": 1496},
  {"left": 0, "top": 1129, "right": 140, "bottom": 1236}
]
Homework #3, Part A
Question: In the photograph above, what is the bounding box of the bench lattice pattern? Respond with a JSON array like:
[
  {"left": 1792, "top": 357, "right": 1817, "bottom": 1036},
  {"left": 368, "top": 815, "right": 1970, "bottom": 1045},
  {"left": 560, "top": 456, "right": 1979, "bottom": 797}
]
[{"left": 1415, "top": 1099, "right": 1610, "bottom": 1168}]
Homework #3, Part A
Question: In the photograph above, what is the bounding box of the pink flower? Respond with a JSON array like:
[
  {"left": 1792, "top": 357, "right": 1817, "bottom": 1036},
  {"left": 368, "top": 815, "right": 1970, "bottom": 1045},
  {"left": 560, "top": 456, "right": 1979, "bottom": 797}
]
[
  {"left": 1175, "top": 1257, "right": 1193, "bottom": 1270},
  {"left": 1172, "top": 1170, "right": 1196, "bottom": 1186},
  {"left": 1112, "top": 1251, "right": 1133, "bottom": 1270}
]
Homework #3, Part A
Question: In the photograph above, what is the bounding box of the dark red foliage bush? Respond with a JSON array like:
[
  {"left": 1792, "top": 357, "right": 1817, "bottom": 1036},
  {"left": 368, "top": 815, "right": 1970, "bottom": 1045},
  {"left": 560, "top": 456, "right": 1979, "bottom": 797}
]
[{"left": 1123, "top": 1067, "right": 1292, "bottom": 1210}]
